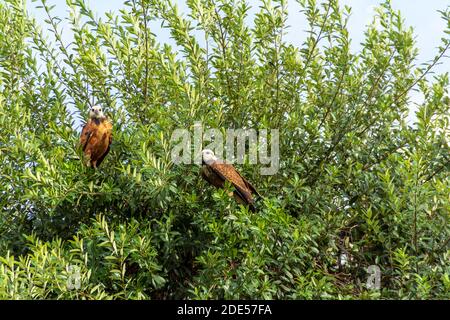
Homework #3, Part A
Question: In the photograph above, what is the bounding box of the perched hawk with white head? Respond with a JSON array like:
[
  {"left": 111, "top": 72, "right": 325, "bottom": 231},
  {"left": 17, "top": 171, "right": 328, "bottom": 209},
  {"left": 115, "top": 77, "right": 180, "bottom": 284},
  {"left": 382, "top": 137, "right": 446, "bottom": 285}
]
[
  {"left": 201, "top": 149, "right": 260, "bottom": 212},
  {"left": 79, "top": 105, "right": 112, "bottom": 168}
]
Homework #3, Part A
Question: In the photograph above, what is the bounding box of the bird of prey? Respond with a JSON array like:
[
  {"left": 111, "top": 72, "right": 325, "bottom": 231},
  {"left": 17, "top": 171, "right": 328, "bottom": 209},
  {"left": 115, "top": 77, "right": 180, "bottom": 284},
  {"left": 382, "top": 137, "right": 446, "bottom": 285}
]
[
  {"left": 79, "top": 105, "right": 112, "bottom": 168},
  {"left": 201, "top": 149, "right": 260, "bottom": 212}
]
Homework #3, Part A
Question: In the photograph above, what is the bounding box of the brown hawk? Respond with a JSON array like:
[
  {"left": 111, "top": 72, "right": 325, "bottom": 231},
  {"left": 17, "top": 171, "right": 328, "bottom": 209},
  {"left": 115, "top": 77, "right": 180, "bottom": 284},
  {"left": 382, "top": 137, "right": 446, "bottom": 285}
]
[
  {"left": 201, "top": 149, "right": 260, "bottom": 212},
  {"left": 79, "top": 105, "right": 112, "bottom": 168}
]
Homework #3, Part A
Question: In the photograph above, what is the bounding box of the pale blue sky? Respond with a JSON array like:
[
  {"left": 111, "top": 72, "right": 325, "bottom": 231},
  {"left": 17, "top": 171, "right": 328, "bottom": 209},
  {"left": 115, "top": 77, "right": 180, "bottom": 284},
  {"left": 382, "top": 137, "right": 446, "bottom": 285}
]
[
  {"left": 28, "top": 0, "right": 449, "bottom": 125},
  {"left": 29, "top": 0, "right": 449, "bottom": 74}
]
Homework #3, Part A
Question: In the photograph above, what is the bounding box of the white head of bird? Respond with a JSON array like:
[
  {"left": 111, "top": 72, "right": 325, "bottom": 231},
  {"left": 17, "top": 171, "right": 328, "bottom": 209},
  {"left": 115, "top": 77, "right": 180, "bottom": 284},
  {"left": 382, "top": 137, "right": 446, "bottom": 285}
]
[
  {"left": 89, "top": 105, "right": 105, "bottom": 119},
  {"left": 202, "top": 149, "right": 218, "bottom": 165}
]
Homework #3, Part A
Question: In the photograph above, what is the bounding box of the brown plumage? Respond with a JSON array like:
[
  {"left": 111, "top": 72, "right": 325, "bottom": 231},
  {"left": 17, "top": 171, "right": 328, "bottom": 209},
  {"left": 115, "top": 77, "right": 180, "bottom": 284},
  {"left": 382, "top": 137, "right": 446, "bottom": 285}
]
[
  {"left": 201, "top": 149, "right": 260, "bottom": 212},
  {"left": 79, "top": 105, "right": 112, "bottom": 168}
]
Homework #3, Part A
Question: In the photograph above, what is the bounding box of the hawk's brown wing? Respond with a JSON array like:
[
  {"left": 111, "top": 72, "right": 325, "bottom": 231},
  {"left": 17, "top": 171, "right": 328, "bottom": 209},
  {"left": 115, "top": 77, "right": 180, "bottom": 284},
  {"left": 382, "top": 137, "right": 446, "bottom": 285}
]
[
  {"left": 79, "top": 119, "right": 95, "bottom": 152},
  {"left": 95, "top": 120, "right": 113, "bottom": 167},
  {"left": 235, "top": 170, "right": 261, "bottom": 198},
  {"left": 209, "top": 162, "right": 255, "bottom": 206}
]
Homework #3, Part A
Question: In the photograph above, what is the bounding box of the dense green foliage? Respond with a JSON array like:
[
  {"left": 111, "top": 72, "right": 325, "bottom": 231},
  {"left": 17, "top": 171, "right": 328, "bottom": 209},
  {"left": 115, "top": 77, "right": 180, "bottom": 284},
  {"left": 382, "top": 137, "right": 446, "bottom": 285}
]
[{"left": 0, "top": 0, "right": 449, "bottom": 299}]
